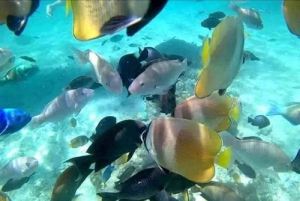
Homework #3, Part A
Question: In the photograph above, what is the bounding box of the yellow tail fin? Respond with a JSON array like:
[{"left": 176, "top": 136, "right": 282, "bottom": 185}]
[
  {"left": 216, "top": 147, "right": 232, "bottom": 168},
  {"left": 66, "top": 0, "right": 72, "bottom": 16}
]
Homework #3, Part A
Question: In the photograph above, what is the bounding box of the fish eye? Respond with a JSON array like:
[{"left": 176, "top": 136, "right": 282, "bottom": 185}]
[{"left": 140, "top": 82, "right": 144, "bottom": 87}]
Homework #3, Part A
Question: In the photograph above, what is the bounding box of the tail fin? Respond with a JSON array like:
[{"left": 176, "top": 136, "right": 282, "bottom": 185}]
[
  {"left": 266, "top": 103, "right": 283, "bottom": 116},
  {"left": 97, "top": 192, "right": 119, "bottom": 201},
  {"left": 71, "top": 47, "right": 89, "bottom": 66},
  {"left": 216, "top": 147, "right": 232, "bottom": 169},
  {"left": 65, "top": 155, "right": 96, "bottom": 176},
  {"left": 292, "top": 149, "right": 300, "bottom": 174},
  {"left": 247, "top": 117, "right": 253, "bottom": 123}
]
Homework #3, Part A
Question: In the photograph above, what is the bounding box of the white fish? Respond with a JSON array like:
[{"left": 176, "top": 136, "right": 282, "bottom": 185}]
[{"left": 0, "top": 157, "right": 38, "bottom": 185}]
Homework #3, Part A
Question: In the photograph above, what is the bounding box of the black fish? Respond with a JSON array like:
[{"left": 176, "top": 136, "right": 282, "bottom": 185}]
[
  {"left": 117, "top": 53, "right": 142, "bottom": 96},
  {"left": 63, "top": 76, "right": 101, "bottom": 91},
  {"left": 51, "top": 165, "right": 93, "bottom": 201},
  {"left": 97, "top": 167, "right": 170, "bottom": 201},
  {"left": 165, "top": 173, "right": 196, "bottom": 194},
  {"left": 248, "top": 115, "right": 270, "bottom": 129},
  {"left": 110, "top": 34, "right": 124, "bottom": 42},
  {"left": 145, "top": 84, "right": 177, "bottom": 115},
  {"left": 66, "top": 120, "right": 146, "bottom": 176},
  {"left": 209, "top": 11, "right": 226, "bottom": 19},
  {"left": 201, "top": 17, "right": 221, "bottom": 30},
  {"left": 2, "top": 175, "right": 32, "bottom": 192},
  {"left": 20, "top": 56, "right": 36, "bottom": 63},
  {"left": 90, "top": 116, "right": 117, "bottom": 142},
  {"left": 235, "top": 160, "right": 256, "bottom": 179},
  {"left": 138, "top": 47, "right": 164, "bottom": 62},
  {"left": 291, "top": 149, "right": 300, "bottom": 174}
]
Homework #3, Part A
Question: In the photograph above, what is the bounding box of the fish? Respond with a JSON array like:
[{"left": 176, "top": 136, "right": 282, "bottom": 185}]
[
  {"left": 235, "top": 160, "right": 256, "bottom": 179},
  {"left": 220, "top": 131, "right": 300, "bottom": 173},
  {"left": 0, "top": 49, "right": 15, "bottom": 77},
  {"left": 162, "top": 55, "right": 192, "bottom": 66},
  {"left": 0, "top": 157, "right": 38, "bottom": 185},
  {"left": 116, "top": 165, "right": 136, "bottom": 184},
  {"left": 117, "top": 53, "right": 142, "bottom": 96},
  {"left": 172, "top": 91, "right": 242, "bottom": 132},
  {"left": 89, "top": 116, "right": 117, "bottom": 142},
  {"left": 1, "top": 64, "right": 39, "bottom": 82},
  {"left": 266, "top": 102, "right": 300, "bottom": 125},
  {"left": 97, "top": 167, "right": 170, "bottom": 201},
  {"left": 230, "top": 2, "right": 263, "bottom": 30},
  {"left": 72, "top": 48, "right": 123, "bottom": 94},
  {"left": 0, "top": 0, "right": 40, "bottom": 35},
  {"left": 138, "top": 47, "right": 164, "bottom": 62},
  {"left": 150, "top": 190, "right": 179, "bottom": 201},
  {"left": 200, "top": 17, "right": 221, "bottom": 30},
  {"left": 51, "top": 165, "right": 93, "bottom": 201},
  {"left": 0, "top": 191, "right": 11, "bottom": 201},
  {"left": 146, "top": 84, "right": 177, "bottom": 115},
  {"left": 209, "top": 11, "right": 226, "bottom": 19},
  {"left": 248, "top": 115, "right": 270, "bottom": 129},
  {"left": 69, "top": 117, "right": 77, "bottom": 127},
  {"left": 110, "top": 34, "right": 124, "bottom": 42},
  {"left": 165, "top": 173, "right": 196, "bottom": 194},
  {"left": 65, "top": 0, "right": 168, "bottom": 40},
  {"left": 0, "top": 108, "right": 32, "bottom": 136},
  {"left": 30, "top": 88, "right": 94, "bottom": 126},
  {"left": 196, "top": 181, "right": 245, "bottom": 201},
  {"left": 228, "top": 168, "right": 242, "bottom": 183},
  {"left": 63, "top": 76, "right": 102, "bottom": 91},
  {"left": 129, "top": 59, "right": 187, "bottom": 96},
  {"left": 144, "top": 117, "right": 232, "bottom": 183},
  {"left": 243, "top": 50, "right": 260, "bottom": 63},
  {"left": 283, "top": 0, "right": 300, "bottom": 37},
  {"left": 1, "top": 174, "right": 32, "bottom": 192},
  {"left": 69, "top": 135, "right": 89, "bottom": 148},
  {"left": 195, "top": 16, "right": 244, "bottom": 99},
  {"left": 20, "top": 56, "right": 36, "bottom": 63},
  {"left": 101, "top": 165, "right": 115, "bottom": 187},
  {"left": 66, "top": 119, "right": 146, "bottom": 177}
]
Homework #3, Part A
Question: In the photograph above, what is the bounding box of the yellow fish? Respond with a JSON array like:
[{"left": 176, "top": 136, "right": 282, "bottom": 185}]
[
  {"left": 283, "top": 0, "right": 300, "bottom": 37},
  {"left": 172, "top": 91, "right": 242, "bottom": 132},
  {"left": 145, "top": 117, "right": 231, "bottom": 183},
  {"left": 195, "top": 16, "right": 244, "bottom": 99},
  {"left": 0, "top": 0, "right": 40, "bottom": 35},
  {"left": 66, "top": 0, "right": 168, "bottom": 41}
]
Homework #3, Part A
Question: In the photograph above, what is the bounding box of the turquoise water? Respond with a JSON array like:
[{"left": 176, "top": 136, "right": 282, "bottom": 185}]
[{"left": 0, "top": 1, "right": 300, "bottom": 201}]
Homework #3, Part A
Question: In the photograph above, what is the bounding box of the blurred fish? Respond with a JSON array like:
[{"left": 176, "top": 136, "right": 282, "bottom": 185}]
[
  {"left": 235, "top": 160, "right": 256, "bottom": 179},
  {"left": 150, "top": 190, "right": 178, "bottom": 201},
  {"left": 228, "top": 168, "right": 242, "bottom": 183},
  {"left": 172, "top": 92, "right": 241, "bottom": 132},
  {"left": 209, "top": 11, "right": 226, "bottom": 19},
  {"left": 146, "top": 84, "right": 177, "bottom": 115},
  {"left": 114, "top": 153, "right": 130, "bottom": 166},
  {"left": 1, "top": 64, "right": 39, "bottom": 83},
  {"left": 97, "top": 167, "right": 169, "bottom": 201},
  {"left": 30, "top": 88, "right": 94, "bottom": 126},
  {"left": 20, "top": 56, "right": 36, "bottom": 63},
  {"left": 266, "top": 102, "right": 300, "bottom": 125},
  {"left": 117, "top": 53, "right": 142, "bottom": 96},
  {"left": 72, "top": 48, "right": 123, "bottom": 93},
  {"left": 283, "top": 0, "right": 300, "bottom": 38},
  {"left": 201, "top": 17, "right": 221, "bottom": 30},
  {"left": 129, "top": 59, "right": 187, "bottom": 96},
  {"left": 230, "top": 2, "right": 263, "bottom": 30},
  {"left": 138, "top": 47, "right": 164, "bottom": 62},
  {"left": 0, "top": 49, "right": 15, "bottom": 77},
  {"left": 292, "top": 150, "right": 300, "bottom": 174},
  {"left": 0, "top": 191, "right": 11, "bottom": 201},
  {"left": 51, "top": 165, "right": 93, "bottom": 201},
  {"left": 1, "top": 173, "right": 33, "bottom": 192},
  {"left": 0, "top": 157, "right": 38, "bottom": 185},
  {"left": 0, "top": 0, "right": 40, "bottom": 35},
  {"left": 66, "top": 120, "right": 146, "bottom": 176},
  {"left": 196, "top": 181, "right": 245, "bottom": 201},
  {"left": 248, "top": 115, "right": 270, "bottom": 129},
  {"left": 101, "top": 165, "right": 115, "bottom": 187},
  {"left": 220, "top": 131, "right": 300, "bottom": 174},
  {"left": 243, "top": 50, "right": 260, "bottom": 63},
  {"left": 67, "top": 55, "right": 74, "bottom": 60},
  {"left": 90, "top": 116, "right": 117, "bottom": 142},
  {"left": 63, "top": 76, "right": 101, "bottom": 91},
  {"left": 110, "top": 34, "right": 124, "bottom": 43},
  {"left": 66, "top": 0, "right": 168, "bottom": 40},
  {"left": 69, "top": 117, "right": 77, "bottom": 128},
  {"left": 195, "top": 16, "right": 244, "bottom": 98},
  {"left": 69, "top": 135, "right": 89, "bottom": 148},
  {"left": 144, "top": 117, "right": 232, "bottom": 183},
  {"left": 0, "top": 108, "right": 32, "bottom": 136},
  {"left": 116, "top": 165, "right": 136, "bottom": 184}
]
